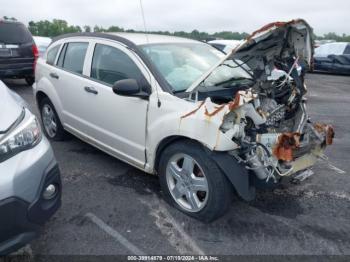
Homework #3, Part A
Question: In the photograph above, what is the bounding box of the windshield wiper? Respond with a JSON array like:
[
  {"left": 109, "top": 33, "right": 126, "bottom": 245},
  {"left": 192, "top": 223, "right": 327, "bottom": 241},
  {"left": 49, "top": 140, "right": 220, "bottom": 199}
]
[{"left": 214, "top": 77, "right": 254, "bottom": 87}]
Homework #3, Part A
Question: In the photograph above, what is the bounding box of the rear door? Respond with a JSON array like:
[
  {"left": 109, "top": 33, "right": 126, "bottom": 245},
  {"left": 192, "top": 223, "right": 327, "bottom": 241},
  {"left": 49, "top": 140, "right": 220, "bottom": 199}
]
[
  {"left": 314, "top": 44, "right": 333, "bottom": 71},
  {"left": 333, "top": 44, "right": 350, "bottom": 74},
  {"left": 0, "top": 22, "right": 34, "bottom": 71},
  {"left": 71, "top": 40, "right": 150, "bottom": 168},
  {"left": 51, "top": 40, "right": 91, "bottom": 129}
]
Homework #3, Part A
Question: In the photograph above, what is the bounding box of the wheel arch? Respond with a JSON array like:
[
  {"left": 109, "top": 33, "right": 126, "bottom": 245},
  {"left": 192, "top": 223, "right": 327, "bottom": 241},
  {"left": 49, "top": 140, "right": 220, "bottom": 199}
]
[
  {"left": 153, "top": 135, "right": 256, "bottom": 202},
  {"left": 36, "top": 90, "right": 49, "bottom": 106},
  {"left": 34, "top": 80, "right": 64, "bottom": 124},
  {"left": 154, "top": 135, "right": 198, "bottom": 173}
]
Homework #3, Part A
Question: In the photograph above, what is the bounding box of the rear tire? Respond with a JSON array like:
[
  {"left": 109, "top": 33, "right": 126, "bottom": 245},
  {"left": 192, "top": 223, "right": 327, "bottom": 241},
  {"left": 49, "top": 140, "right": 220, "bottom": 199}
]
[
  {"left": 39, "top": 97, "right": 66, "bottom": 141},
  {"left": 25, "top": 76, "right": 35, "bottom": 86},
  {"left": 158, "top": 140, "right": 233, "bottom": 222}
]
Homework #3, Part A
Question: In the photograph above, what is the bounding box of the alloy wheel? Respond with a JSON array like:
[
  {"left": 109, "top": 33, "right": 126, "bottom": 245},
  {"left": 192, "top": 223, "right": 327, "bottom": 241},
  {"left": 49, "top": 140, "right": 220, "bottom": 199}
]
[
  {"left": 42, "top": 104, "right": 57, "bottom": 138},
  {"left": 166, "top": 153, "right": 209, "bottom": 212}
]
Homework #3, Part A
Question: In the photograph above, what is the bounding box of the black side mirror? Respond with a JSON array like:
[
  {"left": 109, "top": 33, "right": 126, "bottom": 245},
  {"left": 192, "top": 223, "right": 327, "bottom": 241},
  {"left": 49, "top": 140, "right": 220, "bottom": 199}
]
[{"left": 112, "top": 79, "right": 150, "bottom": 99}]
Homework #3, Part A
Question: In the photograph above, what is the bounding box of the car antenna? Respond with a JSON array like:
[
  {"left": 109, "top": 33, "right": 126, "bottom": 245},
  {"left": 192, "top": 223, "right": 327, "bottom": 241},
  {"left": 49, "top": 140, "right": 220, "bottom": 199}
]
[
  {"left": 139, "top": 0, "right": 161, "bottom": 108},
  {"left": 139, "top": 0, "right": 149, "bottom": 44}
]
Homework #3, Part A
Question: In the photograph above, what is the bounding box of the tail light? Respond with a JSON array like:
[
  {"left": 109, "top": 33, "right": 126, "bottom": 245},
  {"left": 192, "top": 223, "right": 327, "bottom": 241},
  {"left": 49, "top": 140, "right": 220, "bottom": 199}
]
[{"left": 32, "top": 44, "right": 39, "bottom": 72}]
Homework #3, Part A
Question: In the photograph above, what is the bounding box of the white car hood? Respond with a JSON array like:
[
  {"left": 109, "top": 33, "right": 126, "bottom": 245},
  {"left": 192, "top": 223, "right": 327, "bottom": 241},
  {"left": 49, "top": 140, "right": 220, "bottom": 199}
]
[
  {"left": 0, "top": 81, "right": 23, "bottom": 134},
  {"left": 186, "top": 19, "right": 314, "bottom": 93}
]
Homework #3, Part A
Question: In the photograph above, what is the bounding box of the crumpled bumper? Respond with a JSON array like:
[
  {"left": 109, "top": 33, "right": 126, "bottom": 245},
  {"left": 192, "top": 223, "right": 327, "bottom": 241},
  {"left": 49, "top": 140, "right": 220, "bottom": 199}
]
[
  {"left": 273, "top": 122, "right": 335, "bottom": 175},
  {"left": 0, "top": 164, "right": 61, "bottom": 255}
]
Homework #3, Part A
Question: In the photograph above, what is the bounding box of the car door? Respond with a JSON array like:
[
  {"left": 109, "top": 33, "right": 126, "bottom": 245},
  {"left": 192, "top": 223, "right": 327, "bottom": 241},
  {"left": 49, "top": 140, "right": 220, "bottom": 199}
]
[
  {"left": 50, "top": 40, "right": 91, "bottom": 129},
  {"left": 68, "top": 40, "right": 150, "bottom": 168},
  {"left": 314, "top": 44, "right": 333, "bottom": 71}
]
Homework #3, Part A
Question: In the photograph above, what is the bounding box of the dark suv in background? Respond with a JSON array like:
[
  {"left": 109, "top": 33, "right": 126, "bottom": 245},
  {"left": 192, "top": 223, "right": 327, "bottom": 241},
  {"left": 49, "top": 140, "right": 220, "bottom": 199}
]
[{"left": 0, "top": 19, "right": 38, "bottom": 85}]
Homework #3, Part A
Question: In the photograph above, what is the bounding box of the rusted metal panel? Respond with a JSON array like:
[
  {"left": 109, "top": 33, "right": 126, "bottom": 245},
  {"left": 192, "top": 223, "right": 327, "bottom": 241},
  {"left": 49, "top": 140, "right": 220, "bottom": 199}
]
[
  {"left": 246, "top": 19, "right": 304, "bottom": 42},
  {"left": 180, "top": 100, "right": 205, "bottom": 119},
  {"left": 272, "top": 132, "right": 301, "bottom": 161}
]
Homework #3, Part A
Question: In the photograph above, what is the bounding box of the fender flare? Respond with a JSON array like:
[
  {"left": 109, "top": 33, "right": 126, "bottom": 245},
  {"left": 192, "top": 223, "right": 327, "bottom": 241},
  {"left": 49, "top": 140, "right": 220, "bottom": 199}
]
[{"left": 205, "top": 149, "right": 256, "bottom": 201}]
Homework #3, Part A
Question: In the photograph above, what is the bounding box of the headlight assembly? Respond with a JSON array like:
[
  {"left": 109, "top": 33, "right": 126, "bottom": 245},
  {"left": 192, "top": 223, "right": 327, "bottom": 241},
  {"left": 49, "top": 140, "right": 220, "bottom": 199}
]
[{"left": 0, "top": 111, "right": 42, "bottom": 163}]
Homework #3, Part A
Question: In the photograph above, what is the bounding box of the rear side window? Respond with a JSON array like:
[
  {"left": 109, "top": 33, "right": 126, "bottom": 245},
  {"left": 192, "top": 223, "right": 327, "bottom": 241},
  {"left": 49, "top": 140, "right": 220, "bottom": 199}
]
[
  {"left": 0, "top": 22, "right": 33, "bottom": 44},
  {"left": 211, "top": 43, "right": 225, "bottom": 51},
  {"left": 91, "top": 44, "right": 144, "bottom": 85},
  {"left": 46, "top": 45, "right": 61, "bottom": 65},
  {"left": 60, "top": 42, "right": 88, "bottom": 74}
]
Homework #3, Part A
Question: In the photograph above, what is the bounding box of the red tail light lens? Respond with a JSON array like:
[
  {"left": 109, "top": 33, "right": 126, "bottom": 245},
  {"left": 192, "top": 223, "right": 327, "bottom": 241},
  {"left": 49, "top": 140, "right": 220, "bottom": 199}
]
[
  {"left": 32, "top": 44, "right": 39, "bottom": 58},
  {"left": 32, "top": 44, "right": 39, "bottom": 72}
]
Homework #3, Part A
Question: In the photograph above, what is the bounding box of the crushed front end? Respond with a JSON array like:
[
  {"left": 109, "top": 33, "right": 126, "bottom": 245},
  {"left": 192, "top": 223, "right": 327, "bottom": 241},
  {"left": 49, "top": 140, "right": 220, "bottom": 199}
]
[
  {"left": 186, "top": 19, "right": 334, "bottom": 185},
  {"left": 220, "top": 89, "right": 334, "bottom": 183}
]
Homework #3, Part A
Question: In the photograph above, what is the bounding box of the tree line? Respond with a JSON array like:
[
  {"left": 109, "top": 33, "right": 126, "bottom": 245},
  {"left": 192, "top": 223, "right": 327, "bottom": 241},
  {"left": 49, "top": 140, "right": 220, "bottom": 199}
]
[
  {"left": 27, "top": 19, "right": 249, "bottom": 41},
  {"left": 4, "top": 17, "right": 350, "bottom": 42}
]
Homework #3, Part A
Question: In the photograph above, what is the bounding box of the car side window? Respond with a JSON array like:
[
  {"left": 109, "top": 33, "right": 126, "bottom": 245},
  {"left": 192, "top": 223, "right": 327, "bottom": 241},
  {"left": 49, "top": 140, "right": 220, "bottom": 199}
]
[
  {"left": 46, "top": 45, "right": 61, "bottom": 65},
  {"left": 211, "top": 43, "right": 225, "bottom": 51},
  {"left": 91, "top": 44, "right": 144, "bottom": 86},
  {"left": 60, "top": 42, "right": 88, "bottom": 74},
  {"left": 344, "top": 44, "right": 350, "bottom": 55}
]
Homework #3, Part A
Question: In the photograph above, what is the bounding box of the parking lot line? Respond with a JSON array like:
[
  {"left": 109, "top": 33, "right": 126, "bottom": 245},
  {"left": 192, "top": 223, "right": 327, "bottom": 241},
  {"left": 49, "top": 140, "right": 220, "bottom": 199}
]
[
  {"left": 85, "top": 212, "right": 145, "bottom": 255},
  {"left": 140, "top": 196, "right": 206, "bottom": 255},
  {"left": 274, "top": 189, "right": 350, "bottom": 201}
]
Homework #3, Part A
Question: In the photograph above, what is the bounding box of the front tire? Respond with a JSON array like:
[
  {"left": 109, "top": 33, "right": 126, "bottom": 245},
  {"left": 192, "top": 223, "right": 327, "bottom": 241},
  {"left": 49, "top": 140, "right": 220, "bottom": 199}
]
[
  {"left": 158, "top": 140, "right": 233, "bottom": 222},
  {"left": 39, "top": 97, "right": 66, "bottom": 141}
]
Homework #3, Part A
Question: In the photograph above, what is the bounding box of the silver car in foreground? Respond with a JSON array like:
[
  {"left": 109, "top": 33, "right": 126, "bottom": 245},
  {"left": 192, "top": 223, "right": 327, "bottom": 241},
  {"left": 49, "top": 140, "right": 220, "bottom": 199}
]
[{"left": 0, "top": 81, "right": 61, "bottom": 255}]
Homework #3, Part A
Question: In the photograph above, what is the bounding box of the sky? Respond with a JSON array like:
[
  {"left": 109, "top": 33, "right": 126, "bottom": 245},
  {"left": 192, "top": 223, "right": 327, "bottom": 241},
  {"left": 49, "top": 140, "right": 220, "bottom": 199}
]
[{"left": 2, "top": 0, "right": 350, "bottom": 35}]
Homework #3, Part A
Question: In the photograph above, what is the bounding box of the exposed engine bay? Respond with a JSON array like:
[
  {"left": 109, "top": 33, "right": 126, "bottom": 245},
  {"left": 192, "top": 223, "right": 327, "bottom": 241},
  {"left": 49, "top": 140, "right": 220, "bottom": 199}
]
[{"left": 185, "top": 19, "right": 334, "bottom": 183}]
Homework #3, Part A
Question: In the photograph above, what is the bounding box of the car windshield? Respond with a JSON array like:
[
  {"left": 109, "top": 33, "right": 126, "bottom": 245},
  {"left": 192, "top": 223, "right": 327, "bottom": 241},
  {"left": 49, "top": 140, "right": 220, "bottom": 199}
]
[
  {"left": 140, "top": 43, "right": 224, "bottom": 92},
  {"left": 314, "top": 43, "right": 347, "bottom": 57},
  {"left": 140, "top": 43, "right": 253, "bottom": 93}
]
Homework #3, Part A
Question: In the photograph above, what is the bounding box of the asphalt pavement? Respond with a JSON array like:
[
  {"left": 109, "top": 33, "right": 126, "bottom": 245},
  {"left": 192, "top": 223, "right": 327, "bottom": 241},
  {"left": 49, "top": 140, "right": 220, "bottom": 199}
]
[{"left": 5, "top": 73, "right": 350, "bottom": 256}]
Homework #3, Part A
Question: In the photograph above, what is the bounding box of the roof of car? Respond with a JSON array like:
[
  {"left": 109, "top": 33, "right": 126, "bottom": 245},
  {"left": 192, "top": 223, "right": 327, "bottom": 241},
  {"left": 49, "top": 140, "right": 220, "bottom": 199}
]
[
  {"left": 51, "top": 32, "right": 200, "bottom": 47},
  {"left": 106, "top": 32, "right": 199, "bottom": 45},
  {"left": 0, "top": 19, "right": 23, "bottom": 24},
  {"left": 208, "top": 39, "right": 242, "bottom": 45},
  {"left": 318, "top": 42, "right": 348, "bottom": 46}
]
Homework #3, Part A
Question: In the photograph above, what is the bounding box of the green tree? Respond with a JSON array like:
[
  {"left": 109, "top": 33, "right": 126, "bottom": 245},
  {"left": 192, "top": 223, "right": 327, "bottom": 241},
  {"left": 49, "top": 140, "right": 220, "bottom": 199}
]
[
  {"left": 107, "top": 26, "right": 124, "bottom": 32},
  {"left": 93, "top": 25, "right": 106, "bottom": 32},
  {"left": 84, "top": 25, "right": 91, "bottom": 32},
  {"left": 25, "top": 19, "right": 350, "bottom": 42},
  {"left": 27, "top": 19, "right": 83, "bottom": 37}
]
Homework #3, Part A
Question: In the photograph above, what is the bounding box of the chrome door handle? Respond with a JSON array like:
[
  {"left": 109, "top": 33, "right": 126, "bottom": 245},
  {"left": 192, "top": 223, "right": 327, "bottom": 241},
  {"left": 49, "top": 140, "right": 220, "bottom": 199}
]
[
  {"left": 84, "top": 86, "right": 98, "bottom": 95},
  {"left": 49, "top": 72, "right": 59, "bottom": 79}
]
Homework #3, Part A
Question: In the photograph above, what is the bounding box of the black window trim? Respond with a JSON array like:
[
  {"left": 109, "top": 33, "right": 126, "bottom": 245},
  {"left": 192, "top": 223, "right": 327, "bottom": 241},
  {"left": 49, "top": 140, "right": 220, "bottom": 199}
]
[{"left": 56, "top": 43, "right": 68, "bottom": 68}]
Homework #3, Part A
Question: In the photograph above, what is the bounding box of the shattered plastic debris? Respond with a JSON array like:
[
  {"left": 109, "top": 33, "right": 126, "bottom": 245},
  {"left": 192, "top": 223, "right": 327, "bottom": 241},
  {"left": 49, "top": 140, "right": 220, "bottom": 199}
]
[
  {"left": 228, "top": 90, "right": 257, "bottom": 111},
  {"left": 291, "top": 169, "right": 314, "bottom": 184},
  {"left": 314, "top": 123, "right": 335, "bottom": 145}
]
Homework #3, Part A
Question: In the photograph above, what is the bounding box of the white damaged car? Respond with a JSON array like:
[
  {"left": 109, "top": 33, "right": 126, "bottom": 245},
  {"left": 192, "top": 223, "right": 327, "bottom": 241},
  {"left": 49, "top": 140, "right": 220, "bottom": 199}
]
[{"left": 34, "top": 19, "right": 334, "bottom": 221}]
